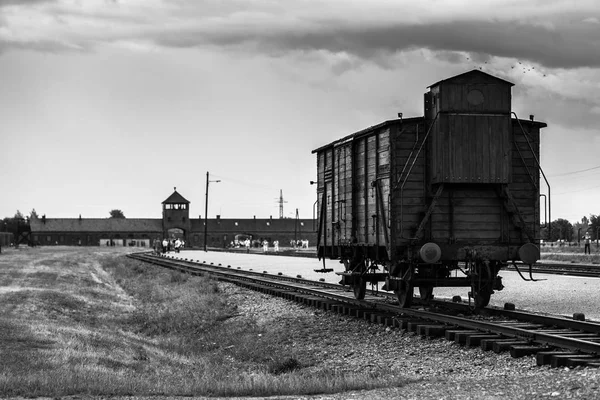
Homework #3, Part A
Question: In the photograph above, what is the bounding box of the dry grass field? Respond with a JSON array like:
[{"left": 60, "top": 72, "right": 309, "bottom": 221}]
[{"left": 0, "top": 246, "right": 410, "bottom": 398}]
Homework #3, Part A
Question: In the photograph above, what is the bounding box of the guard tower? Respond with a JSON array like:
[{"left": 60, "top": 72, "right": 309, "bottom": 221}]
[{"left": 162, "top": 188, "right": 191, "bottom": 242}]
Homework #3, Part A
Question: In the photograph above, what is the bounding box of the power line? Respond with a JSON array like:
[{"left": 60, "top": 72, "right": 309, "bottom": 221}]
[
  {"left": 549, "top": 165, "right": 600, "bottom": 177},
  {"left": 554, "top": 183, "right": 600, "bottom": 195},
  {"left": 210, "top": 173, "right": 276, "bottom": 190}
]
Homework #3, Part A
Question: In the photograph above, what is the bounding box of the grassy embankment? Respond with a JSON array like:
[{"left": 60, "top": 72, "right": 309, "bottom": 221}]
[
  {"left": 0, "top": 247, "right": 411, "bottom": 397},
  {"left": 540, "top": 245, "right": 600, "bottom": 264}
]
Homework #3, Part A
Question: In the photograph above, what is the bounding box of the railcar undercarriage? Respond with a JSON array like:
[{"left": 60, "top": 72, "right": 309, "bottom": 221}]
[{"left": 330, "top": 243, "right": 522, "bottom": 309}]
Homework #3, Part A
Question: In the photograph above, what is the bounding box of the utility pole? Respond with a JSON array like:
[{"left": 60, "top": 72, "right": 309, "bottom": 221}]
[
  {"left": 294, "top": 208, "right": 299, "bottom": 242},
  {"left": 204, "top": 171, "right": 221, "bottom": 252}
]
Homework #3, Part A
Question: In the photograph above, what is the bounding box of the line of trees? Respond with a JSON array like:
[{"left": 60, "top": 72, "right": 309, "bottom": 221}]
[
  {"left": 1, "top": 210, "right": 32, "bottom": 246},
  {"left": 541, "top": 215, "right": 600, "bottom": 242}
]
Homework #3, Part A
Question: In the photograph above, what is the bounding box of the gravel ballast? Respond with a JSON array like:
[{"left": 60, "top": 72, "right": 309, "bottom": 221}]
[{"left": 223, "top": 283, "right": 600, "bottom": 400}]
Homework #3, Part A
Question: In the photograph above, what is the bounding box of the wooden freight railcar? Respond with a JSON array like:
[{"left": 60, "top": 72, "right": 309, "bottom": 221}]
[{"left": 312, "top": 70, "right": 549, "bottom": 308}]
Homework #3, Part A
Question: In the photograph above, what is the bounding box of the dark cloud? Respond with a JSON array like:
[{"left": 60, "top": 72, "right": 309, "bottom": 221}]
[
  {"left": 152, "top": 19, "right": 600, "bottom": 69},
  {"left": 2, "top": 3, "right": 598, "bottom": 72},
  {"left": 0, "top": 0, "right": 55, "bottom": 5}
]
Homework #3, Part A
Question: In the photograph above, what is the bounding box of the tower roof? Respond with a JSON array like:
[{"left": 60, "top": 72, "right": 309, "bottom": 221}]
[{"left": 162, "top": 188, "right": 190, "bottom": 204}]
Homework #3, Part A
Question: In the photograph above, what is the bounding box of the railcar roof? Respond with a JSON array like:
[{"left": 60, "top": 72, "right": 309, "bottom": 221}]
[
  {"left": 427, "top": 69, "right": 515, "bottom": 88},
  {"left": 514, "top": 118, "right": 547, "bottom": 128},
  {"left": 311, "top": 117, "right": 424, "bottom": 154},
  {"left": 311, "top": 116, "right": 547, "bottom": 154},
  {"left": 30, "top": 217, "right": 163, "bottom": 233}
]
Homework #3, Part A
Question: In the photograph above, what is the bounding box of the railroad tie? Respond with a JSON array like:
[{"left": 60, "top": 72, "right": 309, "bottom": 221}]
[
  {"left": 536, "top": 351, "right": 580, "bottom": 366},
  {"left": 510, "top": 345, "right": 552, "bottom": 358},
  {"left": 319, "top": 300, "right": 340, "bottom": 311},
  {"left": 417, "top": 324, "right": 450, "bottom": 338},
  {"left": 550, "top": 354, "right": 599, "bottom": 368},
  {"left": 454, "top": 331, "right": 489, "bottom": 345},
  {"left": 445, "top": 329, "right": 481, "bottom": 342},
  {"left": 351, "top": 308, "right": 366, "bottom": 318},
  {"left": 302, "top": 295, "right": 322, "bottom": 307},
  {"left": 384, "top": 316, "right": 402, "bottom": 328},
  {"left": 492, "top": 340, "right": 531, "bottom": 353},
  {"left": 372, "top": 313, "right": 398, "bottom": 325},
  {"left": 407, "top": 321, "right": 428, "bottom": 333},
  {"left": 465, "top": 334, "right": 503, "bottom": 347},
  {"left": 481, "top": 338, "right": 524, "bottom": 352},
  {"left": 362, "top": 310, "right": 377, "bottom": 321},
  {"left": 396, "top": 318, "right": 427, "bottom": 331},
  {"left": 576, "top": 360, "right": 600, "bottom": 368}
]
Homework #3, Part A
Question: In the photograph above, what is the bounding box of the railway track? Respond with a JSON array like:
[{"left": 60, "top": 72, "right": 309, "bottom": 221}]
[
  {"left": 128, "top": 252, "right": 600, "bottom": 369},
  {"left": 506, "top": 261, "right": 600, "bottom": 278}
]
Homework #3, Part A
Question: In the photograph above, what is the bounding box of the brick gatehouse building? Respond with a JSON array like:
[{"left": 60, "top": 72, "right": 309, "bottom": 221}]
[{"left": 29, "top": 189, "right": 316, "bottom": 248}]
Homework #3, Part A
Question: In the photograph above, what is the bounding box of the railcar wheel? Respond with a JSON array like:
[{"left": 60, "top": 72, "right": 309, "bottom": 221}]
[
  {"left": 395, "top": 283, "right": 413, "bottom": 308},
  {"left": 474, "top": 290, "right": 491, "bottom": 309},
  {"left": 353, "top": 277, "right": 367, "bottom": 300},
  {"left": 419, "top": 286, "right": 434, "bottom": 302},
  {"left": 471, "top": 261, "right": 493, "bottom": 309}
]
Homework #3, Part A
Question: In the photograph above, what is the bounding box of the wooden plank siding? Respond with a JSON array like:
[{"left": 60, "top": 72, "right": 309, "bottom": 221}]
[
  {"left": 390, "top": 121, "right": 428, "bottom": 247},
  {"left": 439, "top": 83, "right": 511, "bottom": 113},
  {"left": 315, "top": 124, "right": 394, "bottom": 252},
  {"left": 354, "top": 130, "right": 392, "bottom": 245},
  {"left": 429, "top": 187, "right": 503, "bottom": 242},
  {"left": 334, "top": 142, "right": 353, "bottom": 244},
  {"left": 430, "top": 114, "right": 511, "bottom": 184}
]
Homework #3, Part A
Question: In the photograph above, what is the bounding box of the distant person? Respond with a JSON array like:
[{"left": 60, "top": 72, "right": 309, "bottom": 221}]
[
  {"left": 162, "top": 238, "right": 168, "bottom": 254},
  {"left": 245, "top": 238, "right": 250, "bottom": 253},
  {"left": 262, "top": 240, "right": 269, "bottom": 253},
  {"left": 584, "top": 234, "right": 591, "bottom": 255},
  {"left": 273, "top": 240, "right": 279, "bottom": 252},
  {"left": 174, "top": 238, "right": 182, "bottom": 253}
]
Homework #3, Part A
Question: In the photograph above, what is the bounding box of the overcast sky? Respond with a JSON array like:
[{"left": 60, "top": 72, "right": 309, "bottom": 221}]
[{"left": 1, "top": 0, "right": 599, "bottom": 226}]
